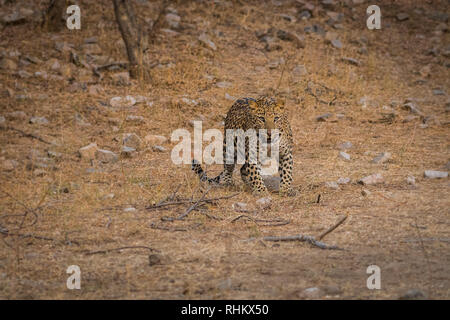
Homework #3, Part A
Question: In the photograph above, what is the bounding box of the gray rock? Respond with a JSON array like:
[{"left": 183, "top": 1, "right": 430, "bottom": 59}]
[
  {"left": 361, "top": 189, "right": 371, "bottom": 196},
  {"left": 399, "top": 289, "right": 427, "bottom": 300},
  {"left": 325, "top": 181, "right": 339, "bottom": 189},
  {"left": 29, "top": 116, "right": 49, "bottom": 125},
  {"left": 262, "top": 175, "right": 281, "bottom": 192},
  {"left": 302, "top": 287, "right": 321, "bottom": 299},
  {"left": 341, "top": 57, "right": 361, "bottom": 66},
  {"left": 165, "top": 13, "right": 180, "bottom": 29},
  {"left": 372, "top": 152, "right": 391, "bottom": 164},
  {"left": 79, "top": 143, "right": 98, "bottom": 160},
  {"left": 47, "top": 150, "right": 62, "bottom": 159},
  {"left": 95, "top": 149, "right": 118, "bottom": 163},
  {"left": 337, "top": 177, "right": 351, "bottom": 184},
  {"left": 121, "top": 146, "right": 136, "bottom": 158},
  {"left": 396, "top": 13, "right": 409, "bottom": 21},
  {"left": 339, "top": 151, "right": 351, "bottom": 161},
  {"left": 432, "top": 89, "right": 445, "bottom": 95},
  {"left": 225, "top": 93, "right": 236, "bottom": 101},
  {"left": 126, "top": 115, "right": 146, "bottom": 124},
  {"left": 123, "top": 206, "right": 136, "bottom": 212},
  {"left": 152, "top": 145, "right": 166, "bottom": 152},
  {"left": 358, "top": 173, "right": 384, "bottom": 185},
  {"left": 232, "top": 202, "right": 248, "bottom": 212},
  {"left": 216, "top": 81, "right": 232, "bottom": 88},
  {"left": 123, "top": 133, "right": 142, "bottom": 150},
  {"left": 403, "top": 102, "right": 422, "bottom": 115},
  {"left": 424, "top": 170, "right": 448, "bottom": 179},
  {"left": 316, "top": 113, "right": 332, "bottom": 122},
  {"left": 110, "top": 96, "right": 136, "bottom": 108},
  {"left": 330, "top": 39, "right": 343, "bottom": 49},
  {"left": 338, "top": 141, "right": 353, "bottom": 150},
  {"left": 256, "top": 197, "right": 271, "bottom": 209},
  {"left": 198, "top": 33, "right": 217, "bottom": 51},
  {"left": 406, "top": 176, "right": 416, "bottom": 185}
]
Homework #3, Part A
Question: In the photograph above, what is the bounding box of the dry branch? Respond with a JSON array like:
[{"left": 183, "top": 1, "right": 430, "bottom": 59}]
[
  {"left": 262, "top": 234, "right": 342, "bottom": 250},
  {"left": 85, "top": 245, "right": 159, "bottom": 255},
  {"left": 146, "top": 192, "right": 240, "bottom": 210},
  {"left": 318, "top": 215, "right": 348, "bottom": 240},
  {"left": 1, "top": 126, "right": 52, "bottom": 145},
  {"left": 231, "top": 215, "right": 290, "bottom": 227}
]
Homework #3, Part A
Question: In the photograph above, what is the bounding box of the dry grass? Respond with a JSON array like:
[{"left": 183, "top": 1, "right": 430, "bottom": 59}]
[{"left": 0, "top": 0, "right": 449, "bottom": 299}]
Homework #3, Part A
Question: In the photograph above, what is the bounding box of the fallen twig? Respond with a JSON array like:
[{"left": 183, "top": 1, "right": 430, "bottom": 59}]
[
  {"left": 85, "top": 245, "right": 159, "bottom": 255},
  {"left": 1, "top": 126, "right": 51, "bottom": 144},
  {"left": 150, "top": 222, "right": 187, "bottom": 232},
  {"left": 173, "top": 186, "right": 212, "bottom": 221},
  {"left": 147, "top": 192, "right": 240, "bottom": 210},
  {"left": 231, "top": 215, "right": 290, "bottom": 226},
  {"left": 262, "top": 234, "right": 342, "bottom": 250},
  {"left": 318, "top": 215, "right": 348, "bottom": 240}
]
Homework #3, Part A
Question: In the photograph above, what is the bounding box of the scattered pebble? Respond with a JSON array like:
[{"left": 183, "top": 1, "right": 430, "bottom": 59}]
[
  {"left": 78, "top": 143, "right": 98, "bottom": 160},
  {"left": 337, "top": 141, "right": 353, "bottom": 150},
  {"left": 216, "top": 81, "right": 232, "bottom": 88},
  {"left": 424, "top": 170, "right": 448, "bottom": 179},
  {"left": 95, "top": 149, "right": 119, "bottom": 163},
  {"left": 406, "top": 176, "right": 416, "bottom": 185},
  {"left": 152, "top": 145, "right": 166, "bottom": 152},
  {"left": 198, "top": 33, "right": 217, "bottom": 51},
  {"left": 339, "top": 151, "right": 351, "bottom": 161},
  {"left": 302, "top": 287, "right": 321, "bottom": 299},
  {"left": 337, "top": 177, "right": 351, "bottom": 185},
  {"left": 29, "top": 116, "right": 49, "bottom": 125},
  {"left": 110, "top": 96, "right": 136, "bottom": 108},
  {"left": 399, "top": 289, "right": 427, "bottom": 300},
  {"left": 396, "top": 13, "right": 409, "bottom": 21},
  {"left": 121, "top": 146, "right": 136, "bottom": 158},
  {"left": 145, "top": 134, "right": 168, "bottom": 146},
  {"left": 316, "top": 113, "right": 332, "bottom": 122},
  {"left": 372, "top": 152, "right": 391, "bottom": 164},
  {"left": 361, "top": 189, "right": 371, "bottom": 196},
  {"left": 325, "top": 181, "right": 340, "bottom": 189},
  {"left": 256, "top": 197, "right": 271, "bottom": 209},
  {"left": 358, "top": 173, "right": 384, "bottom": 185},
  {"left": 123, "top": 206, "right": 137, "bottom": 213},
  {"left": 126, "top": 115, "right": 146, "bottom": 124},
  {"left": 123, "top": 133, "right": 142, "bottom": 150},
  {"left": 232, "top": 202, "right": 248, "bottom": 212}
]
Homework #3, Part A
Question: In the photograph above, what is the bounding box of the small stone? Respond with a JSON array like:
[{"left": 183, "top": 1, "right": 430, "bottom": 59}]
[
  {"left": 337, "top": 141, "right": 353, "bottom": 150},
  {"left": 358, "top": 173, "right": 384, "bottom": 185},
  {"left": 256, "top": 197, "right": 271, "bottom": 209},
  {"left": 337, "top": 177, "right": 350, "bottom": 185},
  {"left": 78, "top": 143, "right": 98, "bottom": 160},
  {"left": 102, "top": 193, "right": 115, "bottom": 200},
  {"left": 225, "top": 93, "right": 236, "bottom": 101},
  {"left": 198, "top": 33, "right": 217, "bottom": 51},
  {"left": 331, "top": 39, "right": 343, "bottom": 49},
  {"left": 95, "top": 149, "right": 118, "bottom": 163},
  {"left": 33, "top": 169, "right": 47, "bottom": 177},
  {"left": 144, "top": 134, "right": 168, "bottom": 146},
  {"left": 29, "top": 116, "right": 49, "bottom": 125},
  {"left": 325, "top": 181, "right": 339, "bottom": 189},
  {"left": 262, "top": 175, "right": 281, "bottom": 192},
  {"left": 361, "top": 189, "right": 371, "bottom": 196},
  {"left": 232, "top": 202, "right": 248, "bottom": 212},
  {"left": 74, "top": 113, "right": 91, "bottom": 127},
  {"left": 121, "top": 146, "right": 136, "bottom": 158},
  {"left": 322, "top": 285, "right": 342, "bottom": 295},
  {"left": 123, "top": 206, "right": 136, "bottom": 212},
  {"left": 339, "top": 151, "right": 351, "bottom": 161},
  {"left": 148, "top": 254, "right": 161, "bottom": 266},
  {"left": 110, "top": 96, "right": 136, "bottom": 108},
  {"left": 165, "top": 13, "right": 180, "bottom": 29},
  {"left": 111, "top": 72, "right": 130, "bottom": 85},
  {"left": 47, "top": 150, "right": 62, "bottom": 159},
  {"left": 399, "top": 289, "right": 427, "bottom": 300},
  {"left": 84, "top": 36, "right": 98, "bottom": 44},
  {"left": 396, "top": 13, "right": 409, "bottom": 21},
  {"left": 152, "top": 145, "right": 166, "bottom": 152},
  {"left": 302, "top": 287, "right": 321, "bottom": 299},
  {"left": 341, "top": 57, "right": 361, "bottom": 66},
  {"left": 316, "top": 113, "right": 332, "bottom": 122},
  {"left": 17, "top": 70, "right": 32, "bottom": 78},
  {"left": 432, "top": 89, "right": 445, "bottom": 96},
  {"left": 216, "top": 81, "right": 232, "bottom": 88},
  {"left": 424, "top": 170, "right": 448, "bottom": 179},
  {"left": 123, "top": 133, "right": 142, "bottom": 150},
  {"left": 126, "top": 115, "right": 146, "bottom": 124},
  {"left": 403, "top": 102, "right": 422, "bottom": 115},
  {"left": 406, "top": 176, "right": 416, "bottom": 185},
  {"left": 372, "top": 152, "right": 391, "bottom": 164}
]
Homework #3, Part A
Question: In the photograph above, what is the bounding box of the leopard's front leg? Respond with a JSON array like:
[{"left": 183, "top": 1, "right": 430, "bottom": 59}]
[{"left": 278, "top": 146, "right": 296, "bottom": 197}]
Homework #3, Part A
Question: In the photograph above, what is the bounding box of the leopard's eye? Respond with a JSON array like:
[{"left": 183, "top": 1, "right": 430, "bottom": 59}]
[
  {"left": 274, "top": 116, "right": 280, "bottom": 121},
  {"left": 258, "top": 116, "right": 265, "bottom": 122}
]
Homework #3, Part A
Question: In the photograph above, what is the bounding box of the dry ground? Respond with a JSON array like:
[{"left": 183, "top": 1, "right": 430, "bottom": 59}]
[{"left": 0, "top": 0, "right": 449, "bottom": 299}]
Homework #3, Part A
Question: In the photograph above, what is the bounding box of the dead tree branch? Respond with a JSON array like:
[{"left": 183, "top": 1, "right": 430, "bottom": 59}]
[
  {"left": 318, "top": 215, "right": 348, "bottom": 241},
  {"left": 85, "top": 245, "right": 159, "bottom": 255},
  {"left": 262, "top": 234, "right": 342, "bottom": 250}
]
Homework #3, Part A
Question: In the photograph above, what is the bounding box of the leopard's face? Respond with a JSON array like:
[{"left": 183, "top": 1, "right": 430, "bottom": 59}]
[{"left": 248, "top": 96, "right": 285, "bottom": 142}]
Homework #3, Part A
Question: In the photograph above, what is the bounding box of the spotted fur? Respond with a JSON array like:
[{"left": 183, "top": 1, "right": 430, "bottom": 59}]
[{"left": 192, "top": 96, "right": 295, "bottom": 196}]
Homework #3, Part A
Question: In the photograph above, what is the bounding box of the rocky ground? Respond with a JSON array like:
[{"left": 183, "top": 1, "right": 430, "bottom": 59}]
[{"left": 0, "top": 0, "right": 449, "bottom": 299}]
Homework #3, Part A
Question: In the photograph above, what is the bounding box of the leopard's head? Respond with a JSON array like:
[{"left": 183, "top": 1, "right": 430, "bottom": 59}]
[{"left": 248, "top": 96, "right": 285, "bottom": 142}]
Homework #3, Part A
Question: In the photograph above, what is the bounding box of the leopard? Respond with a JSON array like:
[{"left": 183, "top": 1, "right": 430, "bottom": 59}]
[{"left": 191, "top": 96, "right": 296, "bottom": 197}]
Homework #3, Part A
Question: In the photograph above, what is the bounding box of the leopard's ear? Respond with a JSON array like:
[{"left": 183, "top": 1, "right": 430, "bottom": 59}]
[{"left": 248, "top": 100, "right": 259, "bottom": 113}]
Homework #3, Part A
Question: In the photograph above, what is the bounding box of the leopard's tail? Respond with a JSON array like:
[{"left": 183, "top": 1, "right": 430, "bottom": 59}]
[{"left": 191, "top": 159, "right": 221, "bottom": 184}]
